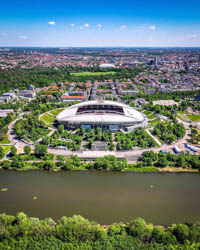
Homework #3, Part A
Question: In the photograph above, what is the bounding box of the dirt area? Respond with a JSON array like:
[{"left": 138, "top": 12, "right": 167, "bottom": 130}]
[
  {"left": 153, "top": 100, "right": 179, "bottom": 106},
  {"left": 158, "top": 166, "right": 199, "bottom": 173}
]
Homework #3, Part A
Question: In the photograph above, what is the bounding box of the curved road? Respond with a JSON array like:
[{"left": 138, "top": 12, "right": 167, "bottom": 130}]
[{"left": 6, "top": 115, "right": 195, "bottom": 161}]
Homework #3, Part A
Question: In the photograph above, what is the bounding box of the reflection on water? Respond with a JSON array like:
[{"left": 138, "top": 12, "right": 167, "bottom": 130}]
[{"left": 0, "top": 170, "right": 200, "bottom": 225}]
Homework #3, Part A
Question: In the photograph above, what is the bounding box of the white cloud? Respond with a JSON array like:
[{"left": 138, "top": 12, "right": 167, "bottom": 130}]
[
  {"left": 48, "top": 21, "right": 56, "bottom": 26},
  {"left": 78, "top": 26, "right": 84, "bottom": 30},
  {"left": 187, "top": 34, "right": 199, "bottom": 39},
  {"left": 149, "top": 25, "right": 156, "bottom": 30},
  {"left": 19, "top": 35, "right": 28, "bottom": 39},
  {"left": 146, "top": 38, "right": 153, "bottom": 42},
  {"left": 84, "top": 24, "right": 90, "bottom": 28},
  {"left": 70, "top": 24, "right": 75, "bottom": 27},
  {"left": 174, "top": 34, "right": 200, "bottom": 42},
  {"left": 98, "top": 24, "right": 102, "bottom": 28},
  {"left": 120, "top": 25, "right": 127, "bottom": 30}
]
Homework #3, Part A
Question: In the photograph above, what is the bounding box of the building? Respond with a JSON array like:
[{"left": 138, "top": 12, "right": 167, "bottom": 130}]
[
  {"left": 18, "top": 90, "right": 36, "bottom": 99},
  {"left": 0, "top": 92, "right": 15, "bottom": 103},
  {"left": 91, "top": 141, "right": 107, "bottom": 151},
  {"left": 0, "top": 109, "right": 13, "bottom": 118},
  {"left": 99, "top": 63, "right": 115, "bottom": 68},
  {"left": 61, "top": 91, "right": 87, "bottom": 102},
  {"left": 154, "top": 56, "right": 158, "bottom": 67},
  {"left": 120, "top": 89, "right": 140, "bottom": 96},
  {"left": 56, "top": 100, "right": 147, "bottom": 131}
]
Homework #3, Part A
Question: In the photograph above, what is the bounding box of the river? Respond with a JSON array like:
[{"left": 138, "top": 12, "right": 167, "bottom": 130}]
[{"left": 0, "top": 170, "right": 200, "bottom": 225}]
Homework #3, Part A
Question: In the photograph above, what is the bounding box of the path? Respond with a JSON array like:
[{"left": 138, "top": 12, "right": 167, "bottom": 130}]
[{"left": 6, "top": 113, "right": 196, "bottom": 161}]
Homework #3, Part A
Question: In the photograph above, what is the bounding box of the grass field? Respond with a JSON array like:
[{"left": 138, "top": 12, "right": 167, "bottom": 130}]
[
  {"left": 40, "top": 113, "right": 56, "bottom": 124},
  {"left": 2, "top": 146, "right": 11, "bottom": 154},
  {"left": 71, "top": 72, "right": 116, "bottom": 76},
  {"left": 0, "top": 146, "right": 11, "bottom": 159},
  {"left": 187, "top": 114, "right": 200, "bottom": 122},
  {"left": 143, "top": 110, "right": 152, "bottom": 115},
  {"left": 0, "top": 134, "right": 10, "bottom": 145},
  {"left": 149, "top": 118, "right": 161, "bottom": 126},
  {"left": 177, "top": 111, "right": 188, "bottom": 121},
  {"left": 50, "top": 108, "right": 64, "bottom": 116},
  {"left": 147, "top": 113, "right": 156, "bottom": 119},
  {"left": 124, "top": 167, "right": 158, "bottom": 172}
]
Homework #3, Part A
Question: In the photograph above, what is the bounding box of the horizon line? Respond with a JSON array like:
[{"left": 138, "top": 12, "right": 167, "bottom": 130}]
[{"left": 1, "top": 46, "right": 200, "bottom": 49}]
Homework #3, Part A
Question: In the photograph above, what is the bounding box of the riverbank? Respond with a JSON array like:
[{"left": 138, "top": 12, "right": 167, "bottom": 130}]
[
  {"left": 0, "top": 164, "right": 199, "bottom": 173},
  {"left": 158, "top": 166, "right": 199, "bottom": 173}
]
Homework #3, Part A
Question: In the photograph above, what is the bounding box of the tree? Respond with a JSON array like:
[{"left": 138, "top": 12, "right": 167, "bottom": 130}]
[
  {"left": 172, "top": 224, "right": 189, "bottom": 243},
  {"left": 128, "top": 218, "right": 151, "bottom": 241},
  {"left": 35, "top": 144, "right": 47, "bottom": 157},
  {"left": 152, "top": 227, "right": 166, "bottom": 243},
  {"left": 56, "top": 155, "right": 65, "bottom": 162},
  {"left": 24, "top": 145, "right": 31, "bottom": 155},
  {"left": 43, "top": 160, "right": 56, "bottom": 170},
  {"left": 10, "top": 146, "right": 17, "bottom": 156},
  {"left": 0, "top": 146, "right": 4, "bottom": 158},
  {"left": 58, "top": 124, "right": 64, "bottom": 134},
  {"left": 157, "top": 156, "right": 168, "bottom": 168}
]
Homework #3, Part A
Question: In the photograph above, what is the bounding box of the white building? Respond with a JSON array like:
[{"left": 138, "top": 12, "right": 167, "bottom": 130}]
[{"left": 56, "top": 100, "right": 147, "bottom": 131}]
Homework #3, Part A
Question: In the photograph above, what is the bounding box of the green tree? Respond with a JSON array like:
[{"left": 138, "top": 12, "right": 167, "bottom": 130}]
[
  {"left": 35, "top": 144, "right": 47, "bottom": 157},
  {"left": 43, "top": 160, "right": 56, "bottom": 170},
  {"left": 0, "top": 146, "right": 4, "bottom": 158},
  {"left": 157, "top": 156, "right": 168, "bottom": 168},
  {"left": 58, "top": 125, "right": 64, "bottom": 134},
  {"left": 128, "top": 218, "right": 151, "bottom": 241},
  {"left": 24, "top": 145, "right": 31, "bottom": 155},
  {"left": 10, "top": 146, "right": 17, "bottom": 156},
  {"left": 152, "top": 227, "right": 166, "bottom": 243},
  {"left": 172, "top": 224, "right": 189, "bottom": 243}
]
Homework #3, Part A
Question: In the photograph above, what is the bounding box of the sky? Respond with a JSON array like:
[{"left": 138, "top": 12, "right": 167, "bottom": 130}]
[{"left": 0, "top": 0, "right": 200, "bottom": 47}]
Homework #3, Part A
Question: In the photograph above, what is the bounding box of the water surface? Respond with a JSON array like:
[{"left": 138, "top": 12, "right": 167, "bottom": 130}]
[{"left": 0, "top": 170, "right": 200, "bottom": 225}]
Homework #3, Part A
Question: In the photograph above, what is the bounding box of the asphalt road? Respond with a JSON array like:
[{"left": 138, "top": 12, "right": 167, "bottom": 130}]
[{"left": 6, "top": 115, "right": 198, "bottom": 161}]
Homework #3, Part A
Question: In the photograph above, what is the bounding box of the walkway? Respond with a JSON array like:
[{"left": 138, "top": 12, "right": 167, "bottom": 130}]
[{"left": 6, "top": 113, "right": 195, "bottom": 161}]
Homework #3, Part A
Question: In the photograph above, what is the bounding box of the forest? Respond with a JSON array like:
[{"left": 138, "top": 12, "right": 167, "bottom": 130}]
[
  {"left": 0, "top": 66, "right": 141, "bottom": 94},
  {"left": 0, "top": 212, "right": 200, "bottom": 249}
]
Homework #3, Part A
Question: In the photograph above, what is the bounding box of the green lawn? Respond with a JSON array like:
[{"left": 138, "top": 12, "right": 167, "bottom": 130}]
[
  {"left": 40, "top": 113, "right": 56, "bottom": 124},
  {"left": 71, "top": 72, "right": 116, "bottom": 76},
  {"left": 50, "top": 108, "right": 64, "bottom": 116},
  {"left": 143, "top": 110, "right": 152, "bottom": 115},
  {"left": 177, "top": 112, "right": 187, "bottom": 121},
  {"left": 147, "top": 113, "right": 156, "bottom": 119},
  {"left": 0, "top": 134, "right": 11, "bottom": 145},
  {"left": 0, "top": 146, "right": 11, "bottom": 159},
  {"left": 187, "top": 114, "right": 200, "bottom": 122},
  {"left": 2, "top": 146, "right": 11, "bottom": 154},
  {"left": 124, "top": 167, "right": 158, "bottom": 172},
  {"left": 149, "top": 118, "right": 161, "bottom": 126}
]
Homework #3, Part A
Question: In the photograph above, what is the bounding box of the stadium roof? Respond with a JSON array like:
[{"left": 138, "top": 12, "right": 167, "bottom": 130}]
[{"left": 56, "top": 100, "right": 145, "bottom": 125}]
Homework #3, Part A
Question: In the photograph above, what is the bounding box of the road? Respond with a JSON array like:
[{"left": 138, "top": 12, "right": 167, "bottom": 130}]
[
  {"left": 7, "top": 112, "right": 34, "bottom": 149},
  {"left": 5, "top": 114, "right": 197, "bottom": 161}
]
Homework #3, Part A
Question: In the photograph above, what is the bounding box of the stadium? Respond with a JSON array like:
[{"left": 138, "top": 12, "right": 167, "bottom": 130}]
[{"left": 56, "top": 100, "right": 147, "bottom": 131}]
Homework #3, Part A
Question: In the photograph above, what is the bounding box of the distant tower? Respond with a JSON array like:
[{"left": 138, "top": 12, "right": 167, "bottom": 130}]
[
  {"left": 198, "top": 56, "right": 200, "bottom": 67},
  {"left": 154, "top": 56, "right": 158, "bottom": 67},
  {"left": 29, "top": 85, "right": 35, "bottom": 91}
]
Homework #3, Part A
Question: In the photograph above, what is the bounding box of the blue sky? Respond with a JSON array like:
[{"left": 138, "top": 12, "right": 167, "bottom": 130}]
[{"left": 0, "top": 0, "right": 200, "bottom": 47}]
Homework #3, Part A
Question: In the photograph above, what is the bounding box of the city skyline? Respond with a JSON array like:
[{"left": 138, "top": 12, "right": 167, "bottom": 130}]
[{"left": 0, "top": 0, "right": 200, "bottom": 47}]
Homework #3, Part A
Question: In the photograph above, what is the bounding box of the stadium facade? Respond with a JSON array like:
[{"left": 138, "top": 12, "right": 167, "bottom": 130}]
[{"left": 56, "top": 100, "right": 147, "bottom": 132}]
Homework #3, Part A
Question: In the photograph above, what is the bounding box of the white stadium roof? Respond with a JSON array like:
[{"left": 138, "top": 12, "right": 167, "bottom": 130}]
[{"left": 56, "top": 100, "right": 145, "bottom": 125}]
